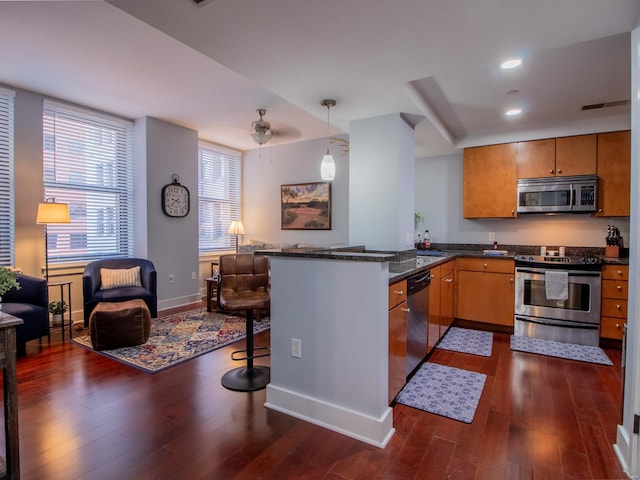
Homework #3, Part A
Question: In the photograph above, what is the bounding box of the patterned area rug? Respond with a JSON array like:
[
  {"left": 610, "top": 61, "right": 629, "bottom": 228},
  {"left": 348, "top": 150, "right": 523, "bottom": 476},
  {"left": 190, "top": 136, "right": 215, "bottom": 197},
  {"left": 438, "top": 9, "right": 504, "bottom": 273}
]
[
  {"left": 437, "top": 327, "right": 493, "bottom": 357},
  {"left": 396, "top": 362, "right": 487, "bottom": 423},
  {"left": 510, "top": 335, "right": 613, "bottom": 366},
  {"left": 73, "top": 308, "right": 270, "bottom": 373}
]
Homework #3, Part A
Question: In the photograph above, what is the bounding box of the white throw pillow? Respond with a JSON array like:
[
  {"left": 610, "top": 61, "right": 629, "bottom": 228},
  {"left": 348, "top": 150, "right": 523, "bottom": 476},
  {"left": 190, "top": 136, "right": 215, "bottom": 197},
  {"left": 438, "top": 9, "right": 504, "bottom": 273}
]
[{"left": 100, "top": 266, "right": 142, "bottom": 290}]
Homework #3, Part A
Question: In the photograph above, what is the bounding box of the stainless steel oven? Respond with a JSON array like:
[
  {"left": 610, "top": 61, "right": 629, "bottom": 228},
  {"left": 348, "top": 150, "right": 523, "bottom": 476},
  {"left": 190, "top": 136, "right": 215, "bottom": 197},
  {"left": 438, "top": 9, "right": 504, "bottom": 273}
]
[{"left": 514, "top": 255, "right": 602, "bottom": 346}]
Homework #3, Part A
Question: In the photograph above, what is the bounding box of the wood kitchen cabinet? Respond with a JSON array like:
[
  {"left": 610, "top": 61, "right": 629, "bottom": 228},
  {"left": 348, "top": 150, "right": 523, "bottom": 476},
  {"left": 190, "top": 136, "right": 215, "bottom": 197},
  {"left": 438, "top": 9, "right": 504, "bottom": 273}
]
[
  {"left": 595, "top": 130, "right": 630, "bottom": 217},
  {"left": 600, "top": 264, "right": 628, "bottom": 340},
  {"left": 463, "top": 143, "right": 517, "bottom": 218},
  {"left": 388, "top": 279, "right": 407, "bottom": 403},
  {"left": 456, "top": 258, "right": 515, "bottom": 326},
  {"left": 516, "top": 135, "right": 597, "bottom": 178},
  {"left": 426, "top": 260, "right": 455, "bottom": 353}
]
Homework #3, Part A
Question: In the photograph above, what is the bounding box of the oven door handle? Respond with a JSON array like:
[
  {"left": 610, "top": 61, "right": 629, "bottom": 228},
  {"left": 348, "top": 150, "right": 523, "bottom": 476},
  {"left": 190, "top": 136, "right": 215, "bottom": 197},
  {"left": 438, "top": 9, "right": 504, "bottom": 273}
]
[
  {"left": 515, "top": 268, "right": 601, "bottom": 277},
  {"left": 515, "top": 316, "right": 599, "bottom": 330},
  {"left": 570, "top": 183, "right": 575, "bottom": 209}
]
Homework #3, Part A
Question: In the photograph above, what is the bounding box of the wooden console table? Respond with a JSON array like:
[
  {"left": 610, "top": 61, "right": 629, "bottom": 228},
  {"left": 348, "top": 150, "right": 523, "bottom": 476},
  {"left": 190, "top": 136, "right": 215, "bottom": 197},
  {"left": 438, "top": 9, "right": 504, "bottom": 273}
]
[{"left": 0, "top": 312, "right": 22, "bottom": 479}]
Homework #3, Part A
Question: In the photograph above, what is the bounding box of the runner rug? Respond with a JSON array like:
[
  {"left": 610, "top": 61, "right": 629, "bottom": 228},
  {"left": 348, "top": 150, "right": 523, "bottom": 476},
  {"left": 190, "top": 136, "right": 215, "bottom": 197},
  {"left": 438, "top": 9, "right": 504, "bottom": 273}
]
[
  {"left": 72, "top": 308, "right": 270, "bottom": 373},
  {"left": 437, "top": 327, "right": 493, "bottom": 357},
  {"left": 510, "top": 335, "right": 613, "bottom": 366},
  {"left": 396, "top": 362, "right": 487, "bottom": 423}
]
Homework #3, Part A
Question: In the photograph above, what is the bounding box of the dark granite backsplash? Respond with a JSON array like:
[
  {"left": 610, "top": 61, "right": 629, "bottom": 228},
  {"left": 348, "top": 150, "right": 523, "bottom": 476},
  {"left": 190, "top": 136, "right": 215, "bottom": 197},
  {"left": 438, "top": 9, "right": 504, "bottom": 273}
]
[{"left": 430, "top": 243, "right": 629, "bottom": 259}]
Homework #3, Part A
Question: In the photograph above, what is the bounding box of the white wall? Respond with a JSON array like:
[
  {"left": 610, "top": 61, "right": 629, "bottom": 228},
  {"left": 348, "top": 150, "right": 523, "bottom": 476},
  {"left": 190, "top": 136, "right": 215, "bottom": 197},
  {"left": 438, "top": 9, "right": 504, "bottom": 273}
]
[
  {"left": 142, "top": 117, "right": 201, "bottom": 309},
  {"left": 416, "top": 153, "right": 630, "bottom": 248},
  {"left": 242, "top": 136, "right": 349, "bottom": 248}
]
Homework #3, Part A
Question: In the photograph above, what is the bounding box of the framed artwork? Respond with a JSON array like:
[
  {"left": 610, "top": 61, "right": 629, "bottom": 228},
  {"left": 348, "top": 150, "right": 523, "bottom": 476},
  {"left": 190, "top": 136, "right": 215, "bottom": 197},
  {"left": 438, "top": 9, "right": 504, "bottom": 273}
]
[{"left": 281, "top": 182, "right": 331, "bottom": 230}]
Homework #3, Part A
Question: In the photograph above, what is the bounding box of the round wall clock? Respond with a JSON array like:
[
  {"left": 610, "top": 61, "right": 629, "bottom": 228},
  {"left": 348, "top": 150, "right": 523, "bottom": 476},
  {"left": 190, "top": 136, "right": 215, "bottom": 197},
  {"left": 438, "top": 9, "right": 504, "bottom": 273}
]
[{"left": 161, "top": 174, "right": 190, "bottom": 217}]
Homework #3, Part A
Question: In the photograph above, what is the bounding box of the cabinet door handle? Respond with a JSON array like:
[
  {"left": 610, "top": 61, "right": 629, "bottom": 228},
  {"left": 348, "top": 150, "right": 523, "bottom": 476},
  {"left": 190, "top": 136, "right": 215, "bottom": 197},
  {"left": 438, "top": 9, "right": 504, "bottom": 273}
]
[
  {"left": 617, "top": 271, "right": 623, "bottom": 276},
  {"left": 394, "top": 290, "right": 404, "bottom": 295},
  {"left": 401, "top": 307, "right": 410, "bottom": 313},
  {"left": 483, "top": 263, "right": 488, "bottom": 269},
  {"left": 510, "top": 278, "right": 514, "bottom": 283},
  {"left": 444, "top": 278, "right": 453, "bottom": 283},
  {"left": 616, "top": 304, "right": 622, "bottom": 310},
  {"left": 598, "top": 208, "right": 603, "bottom": 213},
  {"left": 557, "top": 169, "right": 562, "bottom": 174},
  {"left": 617, "top": 285, "right": 623, "bottom": 291},
  {"left": 549, "top": 169, "right": 554, "bottom": 174},
  {"left": 616, "top": 323, "right": 621, "bottom": 330}
]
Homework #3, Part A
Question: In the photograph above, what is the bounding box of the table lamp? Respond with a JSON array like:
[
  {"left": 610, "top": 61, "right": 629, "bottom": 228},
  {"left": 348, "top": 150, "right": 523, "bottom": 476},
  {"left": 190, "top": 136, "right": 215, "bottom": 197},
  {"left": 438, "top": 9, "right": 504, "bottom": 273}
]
[
  {"left": 36, "top": 198, "right": 71, "bottom": 282},
  {"left": 227, "top": 220, "right": 245, "bottom": 253}
]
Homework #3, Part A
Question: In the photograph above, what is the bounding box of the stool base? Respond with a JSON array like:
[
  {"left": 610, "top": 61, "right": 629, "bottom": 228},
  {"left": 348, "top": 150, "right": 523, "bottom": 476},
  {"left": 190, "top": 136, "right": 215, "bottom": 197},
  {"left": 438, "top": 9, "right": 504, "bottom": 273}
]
[{"left": 221, "top": 365, "right": 270, "bottom": 392}]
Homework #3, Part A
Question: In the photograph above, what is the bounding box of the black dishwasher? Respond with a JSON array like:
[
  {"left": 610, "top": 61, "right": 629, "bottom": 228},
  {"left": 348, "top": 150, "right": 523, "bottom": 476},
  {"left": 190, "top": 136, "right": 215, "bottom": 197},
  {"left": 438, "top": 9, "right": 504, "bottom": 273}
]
[{"left": 406, "top": 270, "right": 430, "bottom": 375}]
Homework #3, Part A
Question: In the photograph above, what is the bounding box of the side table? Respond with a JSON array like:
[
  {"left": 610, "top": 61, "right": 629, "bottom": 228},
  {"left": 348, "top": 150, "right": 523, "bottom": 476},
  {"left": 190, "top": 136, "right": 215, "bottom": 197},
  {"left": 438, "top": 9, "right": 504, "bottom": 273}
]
[
  {"left": 47, "top": 281, "right": 72, "bottom": 342},
  {"left": 205, "top": 276, "right": 218, "bottom": 312},
  {"left": 0, "top": 312, "right": 23, "bottom": 479}
]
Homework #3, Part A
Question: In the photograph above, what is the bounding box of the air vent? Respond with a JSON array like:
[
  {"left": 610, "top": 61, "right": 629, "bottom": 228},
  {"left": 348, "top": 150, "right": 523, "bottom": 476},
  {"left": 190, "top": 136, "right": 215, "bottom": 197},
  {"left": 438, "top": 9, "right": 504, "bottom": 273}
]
[
  {"left": 581, "top": 99, "right": 630, "bottom": 111},
  {"left": 192, "top": 0, "right": 215, "bottom": 5}
]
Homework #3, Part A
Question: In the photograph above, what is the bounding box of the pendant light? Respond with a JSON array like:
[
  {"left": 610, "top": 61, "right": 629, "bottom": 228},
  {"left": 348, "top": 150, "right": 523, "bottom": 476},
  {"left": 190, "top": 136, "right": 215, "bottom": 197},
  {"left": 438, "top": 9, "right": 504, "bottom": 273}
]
[{"left": 320, "top": 99, "right": 336, "bottom": 181}]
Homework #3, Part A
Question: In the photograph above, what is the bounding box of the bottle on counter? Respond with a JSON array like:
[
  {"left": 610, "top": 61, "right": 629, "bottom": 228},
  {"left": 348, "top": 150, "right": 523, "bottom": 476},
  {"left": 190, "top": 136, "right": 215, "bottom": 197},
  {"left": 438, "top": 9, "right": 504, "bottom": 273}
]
[
  {"left": 416, "top": 233, "right": 422, "bottom": 250},
  {"left": 423, "top": 230, "right": 430, "bottom": 250}
]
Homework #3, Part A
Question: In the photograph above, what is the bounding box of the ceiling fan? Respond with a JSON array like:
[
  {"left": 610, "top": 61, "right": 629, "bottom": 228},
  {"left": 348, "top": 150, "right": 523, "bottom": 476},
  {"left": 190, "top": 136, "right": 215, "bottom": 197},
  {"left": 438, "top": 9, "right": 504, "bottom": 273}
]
[{"left": 250, "top": 108, "right": 275, "bottom": 145}]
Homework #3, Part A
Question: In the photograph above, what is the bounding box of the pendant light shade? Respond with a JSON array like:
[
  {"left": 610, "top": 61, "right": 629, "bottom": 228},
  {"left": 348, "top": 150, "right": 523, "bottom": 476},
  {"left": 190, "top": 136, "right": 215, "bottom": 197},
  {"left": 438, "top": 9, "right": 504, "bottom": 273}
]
[
  {"left": 320, "top": 148, "right": 335, "bottom": 181},
  {"left": 320, "top": 99, "right": 336, "bottom": 181}
]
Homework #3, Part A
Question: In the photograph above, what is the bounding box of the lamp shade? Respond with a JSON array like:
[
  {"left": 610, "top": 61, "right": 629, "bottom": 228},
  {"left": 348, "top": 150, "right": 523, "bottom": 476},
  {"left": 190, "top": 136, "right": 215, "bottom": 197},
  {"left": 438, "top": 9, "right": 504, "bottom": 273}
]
[
  {"left": 320, "top": 149, "right": 336, "bottom": 181},
  {"left": 227, "top": 220, "right": 246, "bottom": 235},
  {"left": 36, "top": 201, "right": 71, "bottom": 224}
]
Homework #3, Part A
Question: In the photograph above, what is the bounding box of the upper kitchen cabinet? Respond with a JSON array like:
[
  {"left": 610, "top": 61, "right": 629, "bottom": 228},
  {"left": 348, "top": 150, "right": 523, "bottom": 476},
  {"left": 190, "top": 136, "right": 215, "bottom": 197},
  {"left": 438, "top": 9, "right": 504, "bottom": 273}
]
[
  {"left": 595, "top": 130, "right": 630, "bottom": 217},
  {"left": 555, "top": 134, "right": 597, "bottom": 176},
  {"left": 516, "top": 135, "right": 597, "bottom": 179},
  {"left": 517, "top": 139, "right": 556, "bottom": 178},
  {"left": 463, "top": 143, "right": 517, "bottom": 219}
]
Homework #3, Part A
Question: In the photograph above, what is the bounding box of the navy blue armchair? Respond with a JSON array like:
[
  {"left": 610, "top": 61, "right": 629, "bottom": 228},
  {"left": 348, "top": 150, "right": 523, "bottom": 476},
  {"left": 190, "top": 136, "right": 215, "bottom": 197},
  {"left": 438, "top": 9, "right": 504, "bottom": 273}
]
[
  {"left": 2, "top": 274, "right": 49, "bottom": 355},
  {"left": 83, "top": 258, "right": 157, "bottom": 326}
]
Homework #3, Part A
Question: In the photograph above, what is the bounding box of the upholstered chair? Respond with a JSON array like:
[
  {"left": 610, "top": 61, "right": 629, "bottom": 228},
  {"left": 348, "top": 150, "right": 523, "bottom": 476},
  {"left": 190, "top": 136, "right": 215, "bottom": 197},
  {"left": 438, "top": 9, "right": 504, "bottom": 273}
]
[
  {"left": 82, "top": 258, "right": 157, "bottom": 326},
  {"left": 2, "top": 274, "right": 49, "bottom": 355}
]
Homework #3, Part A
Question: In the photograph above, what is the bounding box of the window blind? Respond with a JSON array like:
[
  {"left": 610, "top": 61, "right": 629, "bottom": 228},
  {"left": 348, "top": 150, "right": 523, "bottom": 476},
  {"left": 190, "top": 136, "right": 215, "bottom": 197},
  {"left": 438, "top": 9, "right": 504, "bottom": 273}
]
[
  {"left": 42, "top": 101, "right": 134, "bottom": 263},
  {"left": 0, "top": 88, "right": 15, "bottom": 266},
  {"left": 198, "top": 142, "right": 241, "bottom": 252}
]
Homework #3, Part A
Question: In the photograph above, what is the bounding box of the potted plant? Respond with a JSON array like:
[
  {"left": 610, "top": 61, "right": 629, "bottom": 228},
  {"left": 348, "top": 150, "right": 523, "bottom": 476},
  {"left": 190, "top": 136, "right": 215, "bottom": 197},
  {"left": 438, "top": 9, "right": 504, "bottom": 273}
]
[
  {"left": 48, "top": 300, "right": 68, "bottom": 326},
  {"left": 0, "top": 267, "right": 20, "bottom": 311}
]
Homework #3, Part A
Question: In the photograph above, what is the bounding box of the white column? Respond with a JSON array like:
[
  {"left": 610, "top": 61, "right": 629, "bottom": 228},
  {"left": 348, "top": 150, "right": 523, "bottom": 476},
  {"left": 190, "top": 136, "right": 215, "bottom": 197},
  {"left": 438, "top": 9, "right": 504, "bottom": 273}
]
[{"left": 349, "top": 114, "right": 415, "bottom": 251}]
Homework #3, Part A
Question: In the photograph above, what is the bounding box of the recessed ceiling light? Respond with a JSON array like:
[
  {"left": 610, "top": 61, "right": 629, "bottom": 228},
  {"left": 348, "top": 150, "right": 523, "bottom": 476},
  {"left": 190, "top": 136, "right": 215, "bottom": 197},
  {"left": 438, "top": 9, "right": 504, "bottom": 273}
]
[
  {"left": 505, "top": 108, "right": 522, "bottom": 116},
  {"left": 501, "top": 58, "right": 522, "bottom": 70}
]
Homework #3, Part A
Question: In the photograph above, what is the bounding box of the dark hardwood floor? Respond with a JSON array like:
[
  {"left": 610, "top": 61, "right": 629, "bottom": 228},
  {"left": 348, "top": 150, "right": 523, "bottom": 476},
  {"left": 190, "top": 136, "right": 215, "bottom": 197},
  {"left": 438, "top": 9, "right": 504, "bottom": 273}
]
[{"left": 11, "top": 307, "right": 627, "bottom": 479}]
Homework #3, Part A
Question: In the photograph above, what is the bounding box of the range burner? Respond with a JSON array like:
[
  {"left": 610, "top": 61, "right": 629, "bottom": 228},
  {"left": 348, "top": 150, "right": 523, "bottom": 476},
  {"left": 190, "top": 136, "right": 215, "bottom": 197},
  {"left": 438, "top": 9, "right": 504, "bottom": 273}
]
[{"left": 515, "top": 254, "right": 602, "bottom": 270}]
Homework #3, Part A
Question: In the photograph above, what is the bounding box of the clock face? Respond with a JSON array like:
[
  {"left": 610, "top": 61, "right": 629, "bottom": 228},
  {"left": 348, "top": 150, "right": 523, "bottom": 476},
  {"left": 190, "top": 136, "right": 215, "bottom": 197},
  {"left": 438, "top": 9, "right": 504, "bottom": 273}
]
[{"left": 162, "top": 183, "right": 190, "bottom": 217}]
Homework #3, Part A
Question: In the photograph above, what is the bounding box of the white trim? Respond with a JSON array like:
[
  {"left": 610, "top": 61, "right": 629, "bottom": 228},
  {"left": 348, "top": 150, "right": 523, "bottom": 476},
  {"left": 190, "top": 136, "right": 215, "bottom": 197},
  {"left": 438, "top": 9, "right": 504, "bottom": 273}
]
[
  {"left": 43, "top": 98, "right": 133, "bottom": 127},
  {"left": 265, "top": 384, "right": 395, "bottom": 448},
  {"left": 0, "top": 86, "right": 15, "bottom": 98},
  {"left": 157, "top": 293, "right": 202, "bottom": 312}
]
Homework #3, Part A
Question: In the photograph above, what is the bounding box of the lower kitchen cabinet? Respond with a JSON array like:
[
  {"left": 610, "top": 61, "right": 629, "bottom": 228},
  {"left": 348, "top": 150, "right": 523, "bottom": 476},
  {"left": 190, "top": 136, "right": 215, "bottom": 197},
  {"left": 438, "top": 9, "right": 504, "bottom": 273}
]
[
  {"left": 456, "top": 258, "right": 515, "bottom": 326},
  {"left": 601, "top": 264, "right": 628, "bottom": 340},
  {"left": 427, "top": 260, "right": 455, "bottom": 353},
  {"left": 388, "top": 279, "right": 407, "bottom": 403}
]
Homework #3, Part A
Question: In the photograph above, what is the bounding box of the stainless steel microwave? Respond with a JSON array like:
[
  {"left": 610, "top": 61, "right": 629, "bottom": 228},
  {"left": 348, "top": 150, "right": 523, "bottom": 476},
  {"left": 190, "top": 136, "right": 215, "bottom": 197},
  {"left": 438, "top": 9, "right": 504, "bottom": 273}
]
[{"left": 516, "top": 175, "right": 598, "bottom": 214}]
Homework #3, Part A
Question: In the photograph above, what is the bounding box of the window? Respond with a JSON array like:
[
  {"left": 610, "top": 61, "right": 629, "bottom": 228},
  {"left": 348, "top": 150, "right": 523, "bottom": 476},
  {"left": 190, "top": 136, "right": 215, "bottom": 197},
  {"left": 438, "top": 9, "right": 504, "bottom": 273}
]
[
  {"left": 198, "top": 142, "right": 241, "bottom": 252},
  {"left": 0, "top": 88, "right": 15, "bottom": 266},
  {"left": 43, "top": 101, "right": 134, "bottom": 263}
]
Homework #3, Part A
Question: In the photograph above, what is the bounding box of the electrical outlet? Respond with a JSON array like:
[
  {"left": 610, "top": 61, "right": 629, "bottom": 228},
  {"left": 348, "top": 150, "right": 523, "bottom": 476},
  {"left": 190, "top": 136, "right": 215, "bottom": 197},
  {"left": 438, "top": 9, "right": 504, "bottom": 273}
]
[
  {"left": 169, "top": 274, "right": 175, "bottom": 284},
  {"left": 291, "top": 338, "right": 302, "bottom": 358},
  {"left": 488, "top": 232, "right": 496, "bottom": 242},
  {"left": 191, "top": 271, "right": 196, "bottom": 280}
]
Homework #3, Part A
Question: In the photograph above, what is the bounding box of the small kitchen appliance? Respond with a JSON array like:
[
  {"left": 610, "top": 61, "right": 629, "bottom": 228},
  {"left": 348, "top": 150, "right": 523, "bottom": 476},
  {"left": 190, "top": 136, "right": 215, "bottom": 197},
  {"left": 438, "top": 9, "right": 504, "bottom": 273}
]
[{"left": 514, "top": 254, "right": 602, "bottom": 346}]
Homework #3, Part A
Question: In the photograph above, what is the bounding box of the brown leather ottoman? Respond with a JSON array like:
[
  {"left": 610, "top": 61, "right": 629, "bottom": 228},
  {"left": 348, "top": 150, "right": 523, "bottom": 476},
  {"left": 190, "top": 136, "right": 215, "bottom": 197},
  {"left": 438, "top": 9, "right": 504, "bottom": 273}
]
[{"left": 89, "top": 299, "right": 151, "bottom": 351}]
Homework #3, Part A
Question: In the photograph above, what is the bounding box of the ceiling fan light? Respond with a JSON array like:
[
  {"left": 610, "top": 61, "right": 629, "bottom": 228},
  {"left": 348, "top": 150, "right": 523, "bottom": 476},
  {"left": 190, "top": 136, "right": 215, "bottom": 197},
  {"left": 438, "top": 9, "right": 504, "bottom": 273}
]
[
  {"left": 251, "top": 130, "right": 272, "bottom": 145},
  {"left": 320, "top": 149, "right": 335, "bottom": 181}
]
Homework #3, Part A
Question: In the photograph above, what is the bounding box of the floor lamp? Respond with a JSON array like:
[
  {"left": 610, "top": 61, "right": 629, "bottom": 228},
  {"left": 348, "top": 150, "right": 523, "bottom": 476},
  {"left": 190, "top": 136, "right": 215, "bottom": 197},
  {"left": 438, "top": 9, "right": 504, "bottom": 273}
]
[
  {"left": 227, "top": 220, "right": 245, "bottom": 254},
  {"left": 36, "top": 199, "right": 70, "bottom": 282}
]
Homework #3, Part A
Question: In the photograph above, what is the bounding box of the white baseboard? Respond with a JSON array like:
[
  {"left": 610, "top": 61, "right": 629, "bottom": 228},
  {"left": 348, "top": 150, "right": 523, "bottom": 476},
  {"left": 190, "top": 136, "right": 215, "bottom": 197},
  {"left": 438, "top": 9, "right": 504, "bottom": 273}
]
[
  {"left": 157, "top": 293, "right": 202, "bottom": 312},
  {"left": 265, "top": 384, "right": 395, "bottom": 448},
  {"left": 615, "top": 424, "right": 632, "bottom": 477}
]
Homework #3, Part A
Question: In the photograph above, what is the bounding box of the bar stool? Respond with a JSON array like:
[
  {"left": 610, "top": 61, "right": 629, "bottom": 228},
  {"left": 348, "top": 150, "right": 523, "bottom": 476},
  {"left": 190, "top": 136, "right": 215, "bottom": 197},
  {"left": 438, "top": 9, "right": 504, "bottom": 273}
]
[{"left": 218, "top": 254, "right": 270, "bottom": 391}]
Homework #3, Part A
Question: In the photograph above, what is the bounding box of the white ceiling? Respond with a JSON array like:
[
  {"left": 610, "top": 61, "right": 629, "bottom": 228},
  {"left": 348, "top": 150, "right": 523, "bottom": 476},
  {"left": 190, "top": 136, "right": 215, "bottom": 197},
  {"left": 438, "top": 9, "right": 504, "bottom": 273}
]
[{"left": 1, "top": 0, "right": 638, "bottom": 158}]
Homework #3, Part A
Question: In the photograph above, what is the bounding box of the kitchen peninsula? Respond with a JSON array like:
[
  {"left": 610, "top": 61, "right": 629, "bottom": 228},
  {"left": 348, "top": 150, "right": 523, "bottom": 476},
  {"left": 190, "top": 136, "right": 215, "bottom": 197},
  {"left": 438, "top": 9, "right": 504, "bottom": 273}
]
[{"left": 262, "top": 248, "right": 407, "bottom": 447}]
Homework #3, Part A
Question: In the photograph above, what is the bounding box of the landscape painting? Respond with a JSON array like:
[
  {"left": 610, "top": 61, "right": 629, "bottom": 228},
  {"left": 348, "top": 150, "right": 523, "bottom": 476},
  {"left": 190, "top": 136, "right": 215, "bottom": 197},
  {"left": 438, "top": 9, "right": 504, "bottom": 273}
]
[{"left": 281, "top": 182, "right": 331, "bottom": 230}]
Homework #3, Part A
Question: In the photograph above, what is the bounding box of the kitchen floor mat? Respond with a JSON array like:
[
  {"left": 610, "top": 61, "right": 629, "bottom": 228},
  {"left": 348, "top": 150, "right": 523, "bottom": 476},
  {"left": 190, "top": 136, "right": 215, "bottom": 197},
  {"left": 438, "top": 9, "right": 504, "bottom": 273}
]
[
  {"left": 510, "top": 335, "right": 613, "bottom": 365},
  {"left": 396, "top": 362, "right": 486, "bottom": 423},
  {"left": 437, "top": 327, "right": 493, "bottom": 357}
]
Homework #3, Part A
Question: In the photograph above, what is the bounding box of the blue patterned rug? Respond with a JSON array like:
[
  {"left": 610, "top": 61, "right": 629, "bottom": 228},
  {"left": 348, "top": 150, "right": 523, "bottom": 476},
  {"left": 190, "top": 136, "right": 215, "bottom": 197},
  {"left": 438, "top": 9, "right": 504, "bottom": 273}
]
[
  {"left": 73, "top": 308, "right": 270, "bottom": 373},
  {"left": 510, "top": 335, "right": 613, "bottom": 366},
  {"left": 437, "top": 327, "right": 493, "bottom": 357},
  {"left": 396, "top": 362, "right": 487, "bottom": 423}
]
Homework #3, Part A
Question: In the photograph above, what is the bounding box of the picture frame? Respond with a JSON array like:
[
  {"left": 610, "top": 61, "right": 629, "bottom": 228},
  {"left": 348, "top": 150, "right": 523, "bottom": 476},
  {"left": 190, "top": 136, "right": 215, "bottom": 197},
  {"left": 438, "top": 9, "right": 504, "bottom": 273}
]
[{"left": 281, "top": 182, "right": 331, "bottom": 230}]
